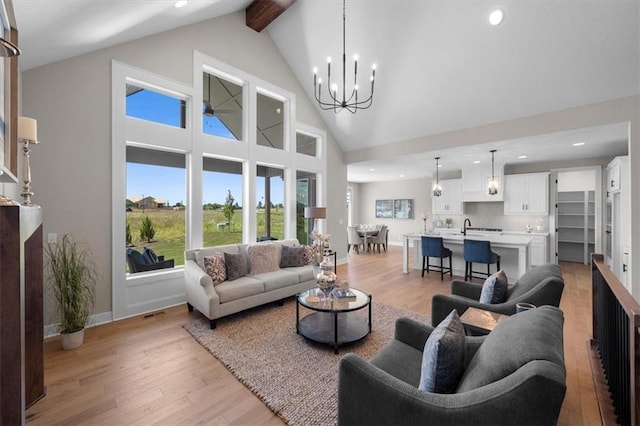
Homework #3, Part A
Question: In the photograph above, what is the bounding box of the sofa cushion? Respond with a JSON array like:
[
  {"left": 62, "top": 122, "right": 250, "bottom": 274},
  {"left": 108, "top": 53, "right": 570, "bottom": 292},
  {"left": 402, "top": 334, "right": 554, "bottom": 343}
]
[
  {"left": 418, "top": 310, "right": 466, "bottom": 393},
  {"left": 456, "top": 305, "right": 565, "bottom": 393},
  {"left": 302, "top": 244, "right": 320, "bottom": 265},
  {"left": 280, "top": 245, "right": 307, "bottom": 268},
  {"left": 203, "top": 253, "right": 226, "bottom": 285},
  {"left": 215, "top": 276, "right": 265, "bottom": 303},
  {"left": 252, "top": 269, "right": 300, "bottom": 292},
  {"left": 248, "top": 243, "right": 280, "bottom": 274},
  {"left": 479, "top": 270, "right": 508, "bottom": 304},
  {"left": 370, "top": 340, "right": 424, "bottom": 388},
  {"left": 225, "top": 252, "right": 249, "bottom": 280},
  {"left": 285, "top": 265, "right": 315, "bottom": 282}
]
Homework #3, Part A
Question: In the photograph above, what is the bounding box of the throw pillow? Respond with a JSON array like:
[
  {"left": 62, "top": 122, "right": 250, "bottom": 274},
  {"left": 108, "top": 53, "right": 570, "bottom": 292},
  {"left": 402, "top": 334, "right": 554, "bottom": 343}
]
[
  {"left": 479, "top": 270, "right": 509, "bottom": 304},
  {"left": 418, "top": 309, "right": 466, "bottom": 394},
  {"left": 247, "top": 243, "right": 280, "bottom": 274},
  {"left": 280, "top": 245, "right": 306, "bottom": 268},
  {"left": 203, "top": 253, "right": 226, "bottom": 285},
  {"left": 224, "top": 252, "right": 249, "bottom": 281},
  {"left": 302, "top": 244, "right": 320, "bottom": 265}
]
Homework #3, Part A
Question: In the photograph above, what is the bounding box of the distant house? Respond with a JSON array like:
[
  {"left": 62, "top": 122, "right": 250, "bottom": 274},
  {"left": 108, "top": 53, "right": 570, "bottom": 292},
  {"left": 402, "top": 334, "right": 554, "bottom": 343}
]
[{"left": 127, "top": 196, "right": 168, "bottom": 209}]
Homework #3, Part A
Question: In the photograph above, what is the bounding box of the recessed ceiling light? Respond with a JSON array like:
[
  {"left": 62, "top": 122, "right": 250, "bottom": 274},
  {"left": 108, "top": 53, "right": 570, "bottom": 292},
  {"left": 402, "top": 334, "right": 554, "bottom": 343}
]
[
  {"left": 399, "top": 174, "right": 405, "bottom": 178},
  {"left": 369, "top": 168, "right": 376, "bottom": 171},
  {"left": 437, "top": 164, "right": 442, "bottom": 168},
  {"left": 175, "top": 0, "right": 188, "bottom": 8},
  {"left": 518, "top": 155, "right": 527, "bottom": 159},
  {"left": 573, "top": 142, "right": 585, "bottom": 146},
  {"left": 473, "top": 160, "right": 481, "bottom": 164},
  {"left": 489, "top": 9, "right": 504, "bottom": 26}
]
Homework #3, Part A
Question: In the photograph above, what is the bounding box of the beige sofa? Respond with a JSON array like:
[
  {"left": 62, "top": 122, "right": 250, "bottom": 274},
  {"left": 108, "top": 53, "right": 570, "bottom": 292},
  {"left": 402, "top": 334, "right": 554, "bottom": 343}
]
[{"left": 184, "top": 239, "right": 317, "bottom": 328}]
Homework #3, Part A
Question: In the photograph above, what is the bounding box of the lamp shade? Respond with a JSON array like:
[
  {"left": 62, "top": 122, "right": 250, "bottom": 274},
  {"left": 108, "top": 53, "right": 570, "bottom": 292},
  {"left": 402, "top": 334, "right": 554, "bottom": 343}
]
[
  {"left": 304, "top": 207, "right": 326, "bottom": 219},
  {"left": 18, "top": 117, "right": 38, "bottom": 142}
]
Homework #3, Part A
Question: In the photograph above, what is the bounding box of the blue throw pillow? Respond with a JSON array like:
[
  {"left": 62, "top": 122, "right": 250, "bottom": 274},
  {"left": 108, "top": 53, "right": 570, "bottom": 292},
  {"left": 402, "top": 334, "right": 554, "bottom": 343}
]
[
  {"left": 418, "top": 309, "right": 466, "bottom": 393},
  {"left": 479, "top": 270, "right": 508, "bottom": 304}
]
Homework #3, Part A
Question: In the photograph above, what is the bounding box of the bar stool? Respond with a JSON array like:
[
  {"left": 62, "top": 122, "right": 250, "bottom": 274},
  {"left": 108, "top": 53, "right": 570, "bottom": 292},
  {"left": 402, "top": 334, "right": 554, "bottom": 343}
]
[
  {"left": 421, "top": 236, "right": 452, "bottom": 280},
  {"left": 463, "top": 239, "right": 501, "bottom": 281}
]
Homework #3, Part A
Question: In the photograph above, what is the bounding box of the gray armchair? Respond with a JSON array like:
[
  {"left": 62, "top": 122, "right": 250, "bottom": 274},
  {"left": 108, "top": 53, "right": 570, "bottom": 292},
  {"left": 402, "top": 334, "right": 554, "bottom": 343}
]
[
  {"left": 431, "top": 264, "right": 564, "bottom": 326},
  {"left": 338, "top": 306, "right": 566, "bottom": 426}
]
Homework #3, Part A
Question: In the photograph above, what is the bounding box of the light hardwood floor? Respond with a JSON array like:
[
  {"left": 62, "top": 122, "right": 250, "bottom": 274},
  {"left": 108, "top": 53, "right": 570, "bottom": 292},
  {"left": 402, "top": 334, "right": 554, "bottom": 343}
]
[{"left": 26, "top": 246, "right": 600, "bottom": 425}]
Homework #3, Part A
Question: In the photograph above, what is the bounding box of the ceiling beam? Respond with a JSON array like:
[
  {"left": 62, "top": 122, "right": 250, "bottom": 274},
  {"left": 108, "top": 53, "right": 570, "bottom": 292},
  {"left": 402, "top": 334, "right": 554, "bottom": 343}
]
[{"left": 246, "top": 0, "right": 297, "bottom": 33}]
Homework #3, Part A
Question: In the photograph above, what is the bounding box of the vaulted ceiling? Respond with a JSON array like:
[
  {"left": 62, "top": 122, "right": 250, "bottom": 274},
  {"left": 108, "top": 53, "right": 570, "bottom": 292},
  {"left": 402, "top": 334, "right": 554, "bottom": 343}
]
[{"left": 13, "top": 0, "right": 640, "bottom": 181}]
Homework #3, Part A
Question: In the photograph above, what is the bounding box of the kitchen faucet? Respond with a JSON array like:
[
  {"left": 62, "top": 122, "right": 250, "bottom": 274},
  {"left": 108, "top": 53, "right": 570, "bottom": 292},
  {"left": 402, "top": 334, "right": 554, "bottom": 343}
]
[{"left": 462, "top": 218, "right": 472, "bottom": 236}]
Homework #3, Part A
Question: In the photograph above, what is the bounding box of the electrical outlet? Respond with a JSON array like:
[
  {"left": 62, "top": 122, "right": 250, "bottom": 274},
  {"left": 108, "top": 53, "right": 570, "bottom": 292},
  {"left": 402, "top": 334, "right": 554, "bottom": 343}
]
[
  {"left": 48, "top": 233, "right": 57, "bottom": 244},
  {"left": 338, "top": 219, "right": 344, "bottom": 225}
]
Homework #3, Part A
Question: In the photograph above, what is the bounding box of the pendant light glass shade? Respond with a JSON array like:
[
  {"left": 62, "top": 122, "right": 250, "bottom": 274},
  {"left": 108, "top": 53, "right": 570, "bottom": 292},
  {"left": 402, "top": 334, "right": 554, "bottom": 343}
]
[
  {"left": 432, "top": 157, "right": 442, "bottom": 197},
  {"left": 488, "top": 149, "right": 499, "bottom": 196}
]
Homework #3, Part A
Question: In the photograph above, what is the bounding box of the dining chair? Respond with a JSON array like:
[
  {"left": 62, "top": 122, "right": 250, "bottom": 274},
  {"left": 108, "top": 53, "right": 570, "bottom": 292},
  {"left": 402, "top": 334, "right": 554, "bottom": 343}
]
[
  {"left": 369, "top": 225, "right": 388, "bottom": 253},
  {"left": 347, "top": 225, "right": 364, "bottom": 254}
]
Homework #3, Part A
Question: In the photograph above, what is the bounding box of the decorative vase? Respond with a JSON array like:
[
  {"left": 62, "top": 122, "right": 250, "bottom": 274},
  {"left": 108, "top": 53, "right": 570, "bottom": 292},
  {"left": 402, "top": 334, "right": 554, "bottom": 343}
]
[
  {"left": 314, "top": 256, "right": 337, "bottom": 301},
  {"left": 61, "top": 328, "right": 85, "bottom": 350}
]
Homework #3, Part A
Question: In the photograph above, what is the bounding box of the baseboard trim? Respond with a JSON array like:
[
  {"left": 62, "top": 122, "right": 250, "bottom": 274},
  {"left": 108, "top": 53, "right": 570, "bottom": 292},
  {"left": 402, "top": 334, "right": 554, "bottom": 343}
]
[{"left": 44, "top": 311, "right": 113, "bottom": 339}]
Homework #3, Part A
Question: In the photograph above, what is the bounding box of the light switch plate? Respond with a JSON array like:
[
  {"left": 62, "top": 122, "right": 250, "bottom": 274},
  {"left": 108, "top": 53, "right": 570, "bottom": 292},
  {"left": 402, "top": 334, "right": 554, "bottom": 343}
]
[{"left": 48, "top": 233, "right": 57, "bottom": 244}]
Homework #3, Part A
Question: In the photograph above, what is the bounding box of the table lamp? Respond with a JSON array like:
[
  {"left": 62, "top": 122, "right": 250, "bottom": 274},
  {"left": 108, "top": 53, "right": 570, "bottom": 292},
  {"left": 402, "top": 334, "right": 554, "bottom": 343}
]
[
  {"left": 304, "top": 206, "right": 327, "bottom": 235},
  {"left": 18, "top": 116, "right": 39, "bottom": 206}
]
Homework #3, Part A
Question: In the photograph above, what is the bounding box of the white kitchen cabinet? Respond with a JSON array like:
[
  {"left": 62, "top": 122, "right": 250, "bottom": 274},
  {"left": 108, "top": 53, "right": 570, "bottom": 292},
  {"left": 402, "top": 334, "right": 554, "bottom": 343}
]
[
  {"left": 504, "top": 172, "right": 549, "bottom": 215},
  {"left": 502, "top": 231, "right": 548, "bottom": 267},
  {"left": 432, "top": 179, "right": 464, "bottom": 215},
  {"left": 606, "top": 158, "right": 621, "bottom": 194},
  {"left": 606, "top": 156, "right": 631, "bottom": 291},
  {"left": 462, "top": 164, "right": 504, "bottom": 202}
]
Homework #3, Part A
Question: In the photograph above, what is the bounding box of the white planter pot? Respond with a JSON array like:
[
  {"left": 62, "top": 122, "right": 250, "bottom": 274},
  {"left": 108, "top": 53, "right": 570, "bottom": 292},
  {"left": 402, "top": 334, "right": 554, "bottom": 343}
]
[{"left": 61, "top": 328, "right": 85, "bottom": 350}]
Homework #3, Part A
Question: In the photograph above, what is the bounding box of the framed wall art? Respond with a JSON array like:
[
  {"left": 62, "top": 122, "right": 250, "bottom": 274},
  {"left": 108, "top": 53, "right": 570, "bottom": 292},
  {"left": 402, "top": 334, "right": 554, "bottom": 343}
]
[
  {"left": 393, "top": 199, "right": 414, "bottom": 219},
  {"left": 375, "top": 199, "right": 393, "bottom": 218}
]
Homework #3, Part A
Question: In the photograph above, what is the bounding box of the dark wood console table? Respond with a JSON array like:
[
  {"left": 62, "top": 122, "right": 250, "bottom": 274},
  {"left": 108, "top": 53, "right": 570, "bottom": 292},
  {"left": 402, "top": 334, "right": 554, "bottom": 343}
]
[{"left": 0, "top": 205, "right": 45, "bottom": 424}]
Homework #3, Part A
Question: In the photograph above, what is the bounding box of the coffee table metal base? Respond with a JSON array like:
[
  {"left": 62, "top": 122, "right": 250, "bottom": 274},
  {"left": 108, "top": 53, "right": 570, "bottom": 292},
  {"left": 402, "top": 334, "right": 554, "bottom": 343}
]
[{"left": 297, "top": 311, "right": 370, "bottom": 353}]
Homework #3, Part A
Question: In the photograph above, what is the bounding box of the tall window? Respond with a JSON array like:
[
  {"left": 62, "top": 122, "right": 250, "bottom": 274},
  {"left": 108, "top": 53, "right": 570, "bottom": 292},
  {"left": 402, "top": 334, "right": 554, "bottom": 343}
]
[
  {"left": 126, "top": 84, "right": 186, "bottom": 128},
  {"left": 126, "top": 146, "right": 186, "bottom": 271},
  {"left": 256, "top": 165, "right": 285, "bottom": 240},
  {"left": 202, "top": 72, "right": 243, "bottom": 140},
  {"left": 203, "top": 157, "right": 243, "bottom": 246},
  {"left": 256, "top": 93, "right": 284, "bottom": 150},
  {"left": 297, "top": 171, "right": 318, "bottom": 244}
]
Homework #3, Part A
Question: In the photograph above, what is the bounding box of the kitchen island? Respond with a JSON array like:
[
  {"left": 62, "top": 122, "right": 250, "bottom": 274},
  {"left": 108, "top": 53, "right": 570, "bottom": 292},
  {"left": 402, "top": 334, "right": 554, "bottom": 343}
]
[{"left": 403, "top": 231, "right": 533, "bottom": 283}]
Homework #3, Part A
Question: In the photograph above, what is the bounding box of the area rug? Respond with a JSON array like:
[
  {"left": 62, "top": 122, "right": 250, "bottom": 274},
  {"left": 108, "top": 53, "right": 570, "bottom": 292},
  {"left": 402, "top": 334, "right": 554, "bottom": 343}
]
[{"left": 184, "top": 299, "right": 429, "bottom": 426}]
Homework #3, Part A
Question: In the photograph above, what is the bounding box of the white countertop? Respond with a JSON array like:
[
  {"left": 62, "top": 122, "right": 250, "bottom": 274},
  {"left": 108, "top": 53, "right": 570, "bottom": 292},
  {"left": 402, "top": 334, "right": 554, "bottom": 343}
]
[{"left": 405, "top": 231, "right": 533, "bottom": 246}]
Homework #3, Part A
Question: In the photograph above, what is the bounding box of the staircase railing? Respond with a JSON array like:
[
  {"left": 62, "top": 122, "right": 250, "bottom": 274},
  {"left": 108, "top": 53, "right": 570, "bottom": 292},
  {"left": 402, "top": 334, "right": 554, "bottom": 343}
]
[{"left": 590, "top": 253, "right": 640, "bottom": 425}]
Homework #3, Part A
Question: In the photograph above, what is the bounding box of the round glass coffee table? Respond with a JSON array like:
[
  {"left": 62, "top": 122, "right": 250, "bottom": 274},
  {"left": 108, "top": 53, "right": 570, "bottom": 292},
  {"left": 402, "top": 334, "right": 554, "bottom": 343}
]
[{"left": 296, "top": 288, "right": 372, "bottom": 354}]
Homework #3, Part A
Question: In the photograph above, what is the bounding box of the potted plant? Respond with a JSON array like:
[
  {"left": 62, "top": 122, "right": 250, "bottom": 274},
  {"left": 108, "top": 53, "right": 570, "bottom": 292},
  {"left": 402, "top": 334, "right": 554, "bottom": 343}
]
[{"left": 45, "top": 234, "right": 96, "bottom": 350}]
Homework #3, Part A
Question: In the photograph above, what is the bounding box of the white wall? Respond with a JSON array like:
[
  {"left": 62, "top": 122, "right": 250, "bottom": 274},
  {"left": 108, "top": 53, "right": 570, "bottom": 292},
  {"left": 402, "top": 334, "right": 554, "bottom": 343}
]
[
  {"left": 20, "top": 12, "right": 347, "bottom": 321},
  {"left": 558, "top": 169, "right": 597, "bottom": 191}
]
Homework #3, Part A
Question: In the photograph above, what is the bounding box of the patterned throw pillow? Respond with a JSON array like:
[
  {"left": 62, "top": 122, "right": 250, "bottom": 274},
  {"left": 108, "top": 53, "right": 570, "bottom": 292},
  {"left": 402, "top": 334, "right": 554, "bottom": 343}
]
[
  {"left": 479, "top": 270, "right": 509, "bottom": 304},
  {"left": 280, "top": 245, "right": 306, "bottom": 268},
  {"left": 302, "top": 244, "right": 319, "bottom": 265},
  {"left": 247, "top": 243, "right": 280, "bottom": 274},
  {"left": 418, "top": 310, "right": 466, "bottom": 394},
  {"left": 203, "top": 253, "right": 226, "bottom": 285},
  {"left": 224, "top": 252, "right": 249, "bottom": 281}
]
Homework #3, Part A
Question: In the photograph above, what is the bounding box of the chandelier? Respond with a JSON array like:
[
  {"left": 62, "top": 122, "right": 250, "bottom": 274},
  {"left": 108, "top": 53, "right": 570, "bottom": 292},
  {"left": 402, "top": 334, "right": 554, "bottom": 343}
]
[
  {"left": 488, "top": 149, "right": 499, "bottom": 195},
  {"left": 433, "top": 157, "right": 442, "bottom": 197},
  {"left": 313, "top": 0, "right": 376, "bottom": 113}
]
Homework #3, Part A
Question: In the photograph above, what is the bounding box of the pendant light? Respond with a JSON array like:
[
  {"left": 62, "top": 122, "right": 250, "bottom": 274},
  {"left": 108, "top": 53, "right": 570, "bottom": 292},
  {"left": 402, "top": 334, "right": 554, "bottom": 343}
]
[
  {"left": 488, "top": 149, "right": 499, "bottom": 195},
  {"left": 432, "top": 157, "right": 442, "bottom": 197}
]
